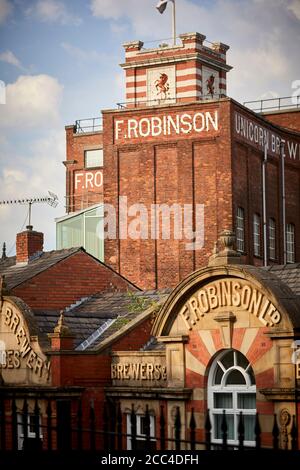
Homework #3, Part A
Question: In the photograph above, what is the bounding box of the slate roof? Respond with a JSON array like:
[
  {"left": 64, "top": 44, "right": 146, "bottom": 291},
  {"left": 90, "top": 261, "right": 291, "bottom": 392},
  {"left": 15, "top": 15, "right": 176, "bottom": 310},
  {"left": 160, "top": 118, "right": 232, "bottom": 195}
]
[
  {"left": 264, "top": 264, "right": 300, "bottom": 296},
  {"left": 0, "top": 247, "right": 81, "bottom": 289},
  {"left": 34, "top": 289, "right": 171, "bottom": 351}
]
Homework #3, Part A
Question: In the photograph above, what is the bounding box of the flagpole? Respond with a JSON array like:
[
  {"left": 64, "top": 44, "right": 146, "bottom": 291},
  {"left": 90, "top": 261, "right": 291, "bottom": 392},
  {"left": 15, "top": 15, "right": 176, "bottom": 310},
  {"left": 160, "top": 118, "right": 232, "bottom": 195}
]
[{"left": 172, "top": 0, "right": 176, "bottom": 45}]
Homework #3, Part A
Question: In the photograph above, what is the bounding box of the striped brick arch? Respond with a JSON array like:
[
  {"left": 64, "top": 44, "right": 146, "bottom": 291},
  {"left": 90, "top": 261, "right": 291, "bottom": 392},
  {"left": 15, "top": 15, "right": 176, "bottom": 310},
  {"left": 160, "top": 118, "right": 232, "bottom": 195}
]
[
  {"left": 152, "top": 264, "right": 300, "bottom": 445},
  {"left": 152, "top": 265, "right": 299, "bottom": 337}
]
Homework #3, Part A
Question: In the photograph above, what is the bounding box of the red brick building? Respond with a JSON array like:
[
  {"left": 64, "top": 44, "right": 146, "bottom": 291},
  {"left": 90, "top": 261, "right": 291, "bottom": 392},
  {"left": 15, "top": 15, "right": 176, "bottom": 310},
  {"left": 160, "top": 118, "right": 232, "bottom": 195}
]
[
  {"left": 0, "top": 225, "right": 167, "bottom": 451},
  {"left": 2, "top": 30, "right": 300, "bottom": 455},
  {"left": 107, "top": 234, "right": 300, "bottom": 450},
  {"left": 0, "top": 226, "right": 137, "bottom": 310},
  {"left": 1, "top": 233, "right": 300, "bottom": 451},
  {"left": 59, "top": 31, "right": 300, "bottom": 291},
  {"left": 0, "top": 268, "right": 167, "bottom": 450}
]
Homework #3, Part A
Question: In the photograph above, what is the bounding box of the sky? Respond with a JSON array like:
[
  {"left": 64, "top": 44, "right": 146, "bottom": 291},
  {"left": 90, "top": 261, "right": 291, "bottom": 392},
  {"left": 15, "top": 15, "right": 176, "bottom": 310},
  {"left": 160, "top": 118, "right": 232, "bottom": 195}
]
[{"left": 0, "top": 0, "right": 299, "bottom": 255}]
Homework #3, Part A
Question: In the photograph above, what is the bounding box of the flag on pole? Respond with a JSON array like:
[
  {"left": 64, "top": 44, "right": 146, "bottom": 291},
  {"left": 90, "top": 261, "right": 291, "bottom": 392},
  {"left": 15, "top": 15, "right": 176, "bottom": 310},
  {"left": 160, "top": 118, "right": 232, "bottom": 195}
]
[{"left": 156, "top": 0, "right": 174, "bottom": 14}]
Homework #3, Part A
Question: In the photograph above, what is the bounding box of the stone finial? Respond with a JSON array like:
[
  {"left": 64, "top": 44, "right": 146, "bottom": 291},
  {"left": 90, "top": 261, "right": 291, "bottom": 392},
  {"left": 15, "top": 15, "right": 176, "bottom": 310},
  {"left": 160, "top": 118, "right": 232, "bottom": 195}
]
[
  {"left": 208, "top": 230, "right": 242, "bottom": 266},
  {"left": 54, "top": 310, "right": 70, "bottom": 336},
  {"left": 1, "top": 242, "right": 7, "bottom": 260},
  {"left": 212, "top": 42, "right": 230, "bottom": 53},
  {"left": 123, "top": 40, "right": 144, "bottom": 51},
  {"left": 219, "top": 229, "right": 236, "bottom": 254}
]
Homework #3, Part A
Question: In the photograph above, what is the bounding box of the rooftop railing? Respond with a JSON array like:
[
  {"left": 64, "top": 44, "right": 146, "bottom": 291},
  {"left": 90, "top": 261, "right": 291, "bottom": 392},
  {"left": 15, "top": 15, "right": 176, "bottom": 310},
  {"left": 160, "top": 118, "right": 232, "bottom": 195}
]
[
  {"left": 244, "top": 95, "right": 300, "bottom": 113},
  {"left": 75, "top": 117, "right": 102, "bottom": 134}
]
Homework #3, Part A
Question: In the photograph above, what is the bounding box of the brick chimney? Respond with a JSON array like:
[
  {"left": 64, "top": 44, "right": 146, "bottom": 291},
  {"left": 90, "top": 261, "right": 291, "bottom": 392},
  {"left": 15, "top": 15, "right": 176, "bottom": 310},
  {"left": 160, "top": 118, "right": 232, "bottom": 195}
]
[{"left": 16, "top": 225, "right": 44, "bottom": 264}]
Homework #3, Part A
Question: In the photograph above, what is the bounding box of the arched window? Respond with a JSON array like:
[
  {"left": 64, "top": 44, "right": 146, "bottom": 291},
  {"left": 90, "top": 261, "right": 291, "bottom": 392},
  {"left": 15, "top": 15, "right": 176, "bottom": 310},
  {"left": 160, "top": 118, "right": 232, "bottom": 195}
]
[{"left": 208, "top": 349, "right": 256, "bottom": 445}]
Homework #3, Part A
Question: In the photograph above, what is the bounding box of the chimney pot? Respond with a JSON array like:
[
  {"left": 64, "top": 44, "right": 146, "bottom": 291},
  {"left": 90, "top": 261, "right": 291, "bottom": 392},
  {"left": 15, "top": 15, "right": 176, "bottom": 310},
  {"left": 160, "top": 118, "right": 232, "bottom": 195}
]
[{"left": 16, "top": 227, "right": 44, "bottom": 264}]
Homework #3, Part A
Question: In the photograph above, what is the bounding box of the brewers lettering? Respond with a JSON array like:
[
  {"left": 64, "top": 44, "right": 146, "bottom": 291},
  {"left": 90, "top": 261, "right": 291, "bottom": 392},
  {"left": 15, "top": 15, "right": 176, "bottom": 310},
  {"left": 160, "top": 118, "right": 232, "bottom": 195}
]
[{"left": 111, "top": 362, "right": 167, "bottom": 381}]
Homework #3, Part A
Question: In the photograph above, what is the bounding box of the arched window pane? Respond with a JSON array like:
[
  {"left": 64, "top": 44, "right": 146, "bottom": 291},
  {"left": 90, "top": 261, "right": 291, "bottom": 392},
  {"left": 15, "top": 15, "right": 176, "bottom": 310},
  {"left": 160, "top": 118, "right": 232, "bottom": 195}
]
[
  {"left": 248, "top": 366, "right": 255, "bottom": 385},
  {"left": 226, "top": 369, "right": 246, "bottom": 385},
  {"left": 214, "top": 364, "right": 223, "bottom": 384},
  {"left": 208, "top": 349, "right": 256, "bottom": 444},
  {"left": 237, "top": 352, "right": 249, "bottom": 369},
  {"left": 221, "top": 350, "right": 234, "bottom": 369}
]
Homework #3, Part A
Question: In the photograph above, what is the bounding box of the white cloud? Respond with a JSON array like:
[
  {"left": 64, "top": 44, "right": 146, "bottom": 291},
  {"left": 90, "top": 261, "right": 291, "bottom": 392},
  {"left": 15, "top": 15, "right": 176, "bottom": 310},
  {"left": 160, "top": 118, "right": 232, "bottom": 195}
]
[
  {"left": 61, "top": 42, "right": 106, "bottom": 62},
  {"left": 0, "top": 74, "right": 63, "bottom": 128},
  {"left": 27, "top": 0, "right": 81, "bottom": 25},
  {"left": 0, "top": 130, "right": 65, "bottom": 252},
  {"left": 90, "top": 0, "right": 129, "bottom": 20},
  {"left": 0, "top": 0, "right": 12, "bottom": 23},
  {"left": 288, "top": 0, "right": 300, "bottom": 20},
  {"left": 90, "top": 0, "right": 300, "bottom": 101},
  {"left": 0, "top": 50, "right": 26, "bottom": 71}
]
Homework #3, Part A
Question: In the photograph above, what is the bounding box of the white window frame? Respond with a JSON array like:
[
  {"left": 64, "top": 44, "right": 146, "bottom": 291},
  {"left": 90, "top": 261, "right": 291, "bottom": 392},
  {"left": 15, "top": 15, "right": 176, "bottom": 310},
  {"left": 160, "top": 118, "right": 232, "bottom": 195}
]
[
  {"left": 236, "top": 207, "right": 245, "bottom": 253},
  {"left": 84, "top": 148, "right": 103, "bottom": 169},
  {"left": 253, "top": 213, "right": 261, "bottom": 257},
  {"left": 269, "top": 218, "right": 276, "bottom": 260},
  {"left": 208, "top": 350, "right": 256, "bottom": 447},
  {"left": 17, "top": 413, "right": 43, "bottom": 450},
  {"left": 126, "top": 413, "right": 155, "bottom": 450},
  {"left": 286, "top": 223, "right": 295, "bottom": 263}
]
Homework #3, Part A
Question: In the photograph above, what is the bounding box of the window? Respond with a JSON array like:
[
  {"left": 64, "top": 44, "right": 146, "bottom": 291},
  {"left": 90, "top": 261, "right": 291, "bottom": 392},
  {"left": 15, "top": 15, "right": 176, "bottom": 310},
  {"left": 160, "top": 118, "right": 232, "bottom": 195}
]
[
  {"left": 236, "top": 207, "right": 245, "bottom": 252},
  {"left": 253, "top": 214, "right": 261, "bottom": 257},
  {"left": 208, "top": 350, "right": 256, "bottom": 446},
  {"left": 56, "top": 205, "right": 104, "bottom": 261},
  {"left": 269, "top": 218, "right": 276, "bottom": 260},
  {"left": 286, "top": 223, "right": 295, "bottom": 263},
  {"left": 85, "top": 149, "right": 103, "bottom": 168},
  {"left": 126, "top": 413, "right": 156, "bottom": 450},
  {"left": 17, "top": 413, "right": 43, "bottom": 450}
]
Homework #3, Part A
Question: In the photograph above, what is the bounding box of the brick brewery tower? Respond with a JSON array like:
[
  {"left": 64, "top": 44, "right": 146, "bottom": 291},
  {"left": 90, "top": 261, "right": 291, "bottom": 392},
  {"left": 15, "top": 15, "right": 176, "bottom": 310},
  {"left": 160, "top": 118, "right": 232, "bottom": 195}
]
[{"left": 58, "top": 32, "right": 300, "bottom": 290}]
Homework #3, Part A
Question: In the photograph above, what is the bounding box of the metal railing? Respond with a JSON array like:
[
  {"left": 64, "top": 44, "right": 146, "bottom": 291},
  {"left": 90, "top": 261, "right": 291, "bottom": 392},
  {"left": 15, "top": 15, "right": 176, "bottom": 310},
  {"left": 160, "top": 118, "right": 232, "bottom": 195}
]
[
  {"left": 75, "top": 117, "right": 102, "bottom": 134},
  {"left": 65, "top": 192, "right": 102, "bottom": 213},
  {"left": 244, "top": 96, "right": 300, "bottom": 113},
  {"left": 0, "top": 395, "right": 298, "bottom": 452},
  {"left": 117, "top": 94, "right": 227, "bottom": 109}
]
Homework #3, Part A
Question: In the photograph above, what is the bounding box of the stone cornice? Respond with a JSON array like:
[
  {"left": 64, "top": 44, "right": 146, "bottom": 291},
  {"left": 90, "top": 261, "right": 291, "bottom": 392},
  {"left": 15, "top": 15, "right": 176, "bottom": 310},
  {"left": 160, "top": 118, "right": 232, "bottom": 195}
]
[
  {"left": 105, "top": 386, "right": 192, "bottom": 400},
  {"left": 260, "top": 388, "right": 300, "bottom": 401},
  {"left": 120, "top": 53, "right": 232, "bottom": 72}
]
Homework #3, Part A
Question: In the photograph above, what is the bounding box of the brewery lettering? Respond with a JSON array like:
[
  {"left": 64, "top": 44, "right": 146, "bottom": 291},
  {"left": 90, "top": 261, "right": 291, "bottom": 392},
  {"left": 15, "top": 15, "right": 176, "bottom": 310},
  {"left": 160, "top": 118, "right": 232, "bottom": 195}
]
[
  {"left": 235, "top": 112, "right": 300, "bottom": 161},
  {"left": 115, "top": 110, "right": 218, "bottom": 141},
  {"left": 180, "top": 280, "right": 281, "bottom": 329},
  {"left": 2, "top": 307, "right": 51, "bottom": 380},
  {"left": 111, "top": 362, "right": 167, "bottom": 381}
]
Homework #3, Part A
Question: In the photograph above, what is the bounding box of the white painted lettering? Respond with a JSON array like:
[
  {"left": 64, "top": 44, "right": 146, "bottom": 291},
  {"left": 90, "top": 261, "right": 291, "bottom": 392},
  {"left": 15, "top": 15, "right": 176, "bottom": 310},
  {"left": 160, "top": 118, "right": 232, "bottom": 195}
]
[{"left": 115, "top": 120, "right": 124, "bottom": 140}]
